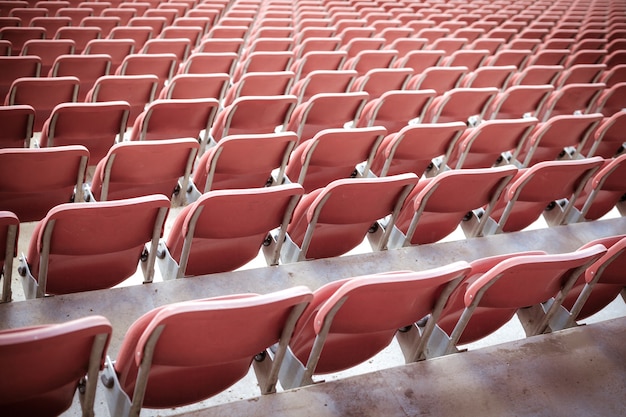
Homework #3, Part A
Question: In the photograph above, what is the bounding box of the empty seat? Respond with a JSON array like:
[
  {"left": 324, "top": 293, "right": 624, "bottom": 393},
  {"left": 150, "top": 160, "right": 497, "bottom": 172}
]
[
  {"left": 178, "top": 52, "right": 239, "bottom": 77},
  {"left": 342, "top": 48, "right": 398, "bottom": 76},
  {"left": 30, "top": 16, "right": 71, "bottom": 38},
  {"left": 159, "top": 25, "right": 203, "bottom": 48},
  {"left": 285, "top": 126, "right": 387, "bottom": 193},
  {"left": 0, "top": 315, "right": 112, "bottom": 417},
  {"left": 443, "top": 49, "right": 491, "bottom": 71},
  {"left": 0, "top": 26, "right": 46, "bottom": 55},
  {"left": 277, "top": 264, "right": 471, "bottom": 389},
  {"left": 116, "top": 53, "right": 177, "bottom": 91},
  {"left": 39, "top": 101, "right": 130, "bottom": 164},
  {"left": 380, "top": 166, "right": 518, "bottom": 248},
  {"left": 509, "top": 65, "right": 565, "bottom": 86},
  {"left": 461, "top": 65, "right": 516, "bottom": 90},
  {"left": 101, "top": 287, "right": 312, "bottom": 416},
  {"left": 598, "top": 63, "right": 626, "bottom": 87},
  {"left": 486, "top": 84, "right": 555, "bottom": 120},
  {"left": 526, "top": 49, "right": 569, "bottom": 66},
  {"left": 83, "top": 38, "right": 135, "bottom": 73},
  {"left": 466, "top": 157, "right": 604, "bottom": 236},
  {"left": 108, "top": 26, "right": 153, "bottom": 51},
  {"left": 582, "top": 110, "right": 626, "bottom": 158},
  {"left": 286, "top": 92, "right": 369, "bottom": 145},
  {"left": 49, "top": 53, "right": 111, "bottom": 100},
  {"left": 0, "top": 56, "right": 40, "bottom": 103},
  {"left": 159, "top": 184, "right": 305, "bottom": 277},
  {"left": 20, "top": 38, "right": 75, "bottom": 76},
  {"left": 54, "top": 26, "right": 100, "bottom": 53},
  {"left": 89, "top": 138, "right": 199, "bottom": 204},
  {"left": 0, "top": 105, "right": 35, "bottom": 149},
  {"left": 368, "top": 122, "right": 467, "bottom": 178},
  {"left": 80, "top": 16, "right": 120, "bottom": 37},
  {"left": 395, "top": 49, "right": 445, "bottom": 76},
  {"left": 232, "top": 50, "right": 294, "bottom": 83},
  {"left": 272, "top": 174, "right": 418, "bottom": 263},
  {"left": 554, "top": 64, "right": 606, "bottom": 87},
  {"left": 538, "top": 82, "right": 605, "bottom": 122},
  {"left": 355, "top": 89, "right": 436, "bottom": 133},
  {"left": 189, "top": 132, "right": 297, "bottom": 197},
  {"left": 425, "top": 87, "right": 499, "bottom": 124},
  {"left": 406, "top": 66, "right": 468, "bottom": 96},
  {"left": 10, "top": 8, "right": 48, "bottom": 27},
  {"left": 290, "top": 69, "right": 357, "bottom": 104},
  {"left": 140, "top": 38, "right": 191, "bottom": 63},
  {"left": 516, "top": 113, "right": 604, "bottom": 167},
  {"left": 594, "top": 82, "right": 626, "bottom": 117},
  {"left": 0, "top": 210, "right": 18, "bottom": 302},
  {"left": 85, "top": 74, "right": 159, "bottom": 129},
  {"left": 447, "top": 118, "right": 539, "bottom": 169},
  {"left": 56, "top": 7, "right": 93, "bottom": 26},
  {"left": 349, "top": 67, "right": 412, "bottom": 100},
  {"left": 158, "top": 73, "right": 230, "bottom": 101},
  {"left": 484, "top": 48, "right": 531, "bottom": 69},
  {"left": 223, "top": 71, "right": 295, "bottom": 107},
  {"left": 18, "top": 194, "right": 170, "bottom": 298},
  {"left": 4, "top": 76, "right": 78, "bottom": 131},
  {"left": 211, "top": 95, "right": 298, "bottom": 143},
  {"left": 0, "top": 146, "right": 89, "bottom": 222}
]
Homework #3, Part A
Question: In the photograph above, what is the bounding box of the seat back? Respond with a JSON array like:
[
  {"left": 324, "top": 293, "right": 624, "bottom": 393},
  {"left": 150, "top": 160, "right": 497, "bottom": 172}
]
[
  {"left": 21, "top": 38, "right": 75, "bottom": 76},
  {"left": 408, "top": 66, "right": 468, "bottom": 95},
  {"left": 291, "top": 69, "right": 356, "bottom": 103},
  {"left": 461, "top": 65, "right": 516, "bottom": 89},
  {"left": 510, "top": 64, "right": 563, "bottom": 86},
  {"left": 426, "top": 87, "right": 498, "bottom": 124},
  {"left": 486, "top": 84, "right": 554, "bottom": 120},
  {"left": 223, "top": 70, "right": 295, "bottom": 107},
  {"left": 117, "top": 52, "right": 177, "bottom": 91},
  {"left": 158, "top": 73, "right": 230, "bottom": 101},
  {"left": 538, "top": 82, "right": 605, "bottom": 121},
  {"left": 0, "top": 56, "right": 41, "bottom": 102},
  {"left": 0, "top": 316, "right": 112, "bottom": 417},
  {"left": 83, "top": 38, "right": 135, "bottom": 73},
  {"left": 291, "top": 50, "right": 347, "bottom": 80},
  {"left": 49, "top": 53, "right": 111, "bottom": 100},
  {"left": 0, "top": 104, "right": 35, "bottom": 148},
  {"left": 179, "top": 51, "right": 239, "bottom": 76},
  {"left": 0, "top": 146, "right": 89, "bottom": 222},
  {"left": 54, "top": 26, "right": 100, "bottom": 53},
  {"left": 576, "top": 154, "right": 626, "bottom": 221},
  {"left": 0, "top": 210, "right": 18, "bottom": 302},
  {"left": 90, "top": 138, "right": 199, "bottom": 202},
  {"left": 583, "top": 110, "right": 626, "bottom": 158},
  {"left": 0, "top": 26, "right": 45, "bottom": 55},
  {"left": 350, "top": 67, "right": 412, "bottom": 100},
  {"left": 356, "top": 89, "right": 436, "bottom": 133},
  {"left": 594, "top": 81, "right": 626, "bottom": 117},
  {"left": 24, "top": 194, "right": 170, "bottom": 296}
]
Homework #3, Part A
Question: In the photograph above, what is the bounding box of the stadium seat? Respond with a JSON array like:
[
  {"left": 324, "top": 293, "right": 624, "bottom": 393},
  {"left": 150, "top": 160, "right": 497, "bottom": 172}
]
[
  {"left": 101, "top": 287, "right": 312, "bottom": 416},
  {"left": 80, "top": 16, "right": 120, "bottom": 37},
  {"left": 158, "top": 184, "right": 304, "bottom": 277},
  {"left": 178, "top": 52, "right": 239, "bottom": 77},
  {"left": 342, "top": 48, "right": 398, "bottom": 76},
  {"left": 277, "top": 265, "right": 471, "bottom": 388},
  {"left": 538, "top": 82, "right": 605, "bottom": 122},
  {"left": 349, "top": 67, "right": 412, "bottom": 100},
  {"left": 0, "top": 210, "right": 18, "bottom": 302},
  {"left": 223, "top": 70, "right": 295, "bottom": 107},
  {"left": 158, "top": 73, "right": 230, "bottom": 101},
  {"left": 20, "top": 38, "right": 75, "bottom": 76},
  {"left": 83, "top": 38, "right": 135, "bottom": 73},
  {"left": 57, "top": 7, "right": 93, "bottom": 26},
  {"left": 273, "top": 174, "right": 418, "bottom": 263},
  {"left": 0, "top": 316, "right": 112, "bottom": 417},
  {"left": 460, "top": 65, "right": 516, "bottom": 90},
  {"left": 526, "top": 49, "right": 570, "bottom": 66},
  {"left": 284, "top": 126, "right": 387, "bottom": 193},
  {"left": 49, "top": 53, "right": 111, "bottom": 100},
  {"left": 581, "top": 110, "right": 626, "bottom": 158},
  {"left": 290, "top": 69, "right": 357, "bottom": 104},
  {"left": 598, "top": 63, "right": 626, "bottom": 87},
  {"left": 0, "top": 145, "right": 89, "bottom": 222},
  {"left": 140, "top": 38, "right": 191, "bottom": 63},
  {"left": 88, "top": 138, "right": 199, "bottom": 205},
  {"left": 0, "top": 105, "right": 34, "bottom": 149},
  {"left": 425, "top": 87, "right": 498, "bottom": 125},
  {"left": 18, "top": 194, "right": 170, "bottom": 297},
  {"left": 4, "top": 76, "right": 79, "bottom": 131},
  {"left": 159, "top": 25, "right": 203, "bottom": 48},
  {"left": 194, "top": 37, "right": 244, "bottom": 56},
  {"left": 483, "top": 48, "right": 531, "bottom": 69},
  {"left": 39, "top": 101, "right": 129, "bottom": 164},
  {"left": 593, "top": 82, "right": 626, "bottom": 117},
  {"left": 54, "top": 25, "right": 100, "bottom": 53},
  {"left": 355, "top": 89, "right": 436, "bottom": 133},
  {"left": 394, "top": 49, "right": 445, "bottom": 76},
  {"left": 486, "top": 84, "right": 554, "bottom": 120},
  {"left": 232, "top": 50, "right": 294, "bottom": 83},
  {"left": 116, "top": 53, "right": 177, "bottom": 92},
  {"left": 381, "top": 166, "right": 518, "bottom": 248},
  {"left": 406, "top": 66, "right": 468, "bottom": 96},
  {"left": 108, "top": 25, "right": 153, "bottom": 51},
  {"left": 0, "top": 26, "right": 45, "bottom": 55},
  {"left": 290, "top": 50, "right": 347, "bottom": 81},
  {"left": 509, "top": 65, "right": 563, "bottom": 86},
  {"left": 0, "top": 56, "right": 40, "bottom": 103},
  {"left": 101, "top": 7, "right": 136, "bottom": 26},
  {"left": 554, "top": 63, "right": 606, "bottom": 87},
  {"left": 29, "top": 16, "right": 71, "bottom": 38}
]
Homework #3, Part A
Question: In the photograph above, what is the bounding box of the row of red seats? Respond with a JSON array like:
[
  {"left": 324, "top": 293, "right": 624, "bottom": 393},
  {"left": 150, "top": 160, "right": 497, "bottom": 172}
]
[{"left": 1, "top": 225, "right": 624, "bottom": 416}]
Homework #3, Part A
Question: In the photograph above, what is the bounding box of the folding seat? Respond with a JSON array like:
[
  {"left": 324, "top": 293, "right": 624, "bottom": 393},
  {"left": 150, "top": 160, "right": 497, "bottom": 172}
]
[
  {"left": 0, "top": 56, "right": 40, "bottom": 103},
  {"left": 564, "top": 49, "right": 607, "bottom": 67},
  {"left": 188, "top": 132, "right": 297, "bottom": 199},
  {"left": 79, "top": 2, "right": 112, "bottom": 16},
  {"left": 415, "top": 27, "right": 450, "bottom": 43},
  {"left": 394, "top": 49, "right": 445, "bottom": 76},
  {"left": 158, "top": 73, "right": 230, "bottom": 101},
  {"left": 485, "top": 84, "right": 554, "bottom": 121},
  {"left": 538, "top": 82, "right": 605, "bottom": 122},
  {"left": 85, "top": 74, "right": 159, "bottom": 129},
  {"left": 367, "top": 122, "right": 466, "bottom": 178},
  {"left": 127, "top": 97, "right": 219, "bottom": 153},
  {"left": 384, "top": 37, "right": 427, "bottom": 59},
  {"left": 290, "top": 50, "right": 347, "bottom": 81},
  {"left": 442, "top": 49, "right": 490, "bottom": 72},
  {"left": 56, "top": 7, "right": 92, "bottom": 26},
  {"left": 128, "top": 16, "right": 167, "bottom": 37},
  {"left": 581, "top": 110, "right": 626, "bottom": 158},
  {"left": 432, "top": 246, "right": 606, "bottom": 356},
  {"left": 18, "top": 194, "right": 170, "bottom": 297},
  {"left": 446, "top": 118, "right": 539, "bottom": 170},
  {"left": 349, "top": 67, "right": 412, "bottom": 101},
  {"left": 381, "top": 166, "right": 518, "bottom": 248},
  {"left": 80, "top": 16, "right": 120, "bottom": 37},
  {"left": 468, "top": 37, "right": 504, "bottom": 55},
  {"left": 178, "top": 52, "right": 239, "bottom": 77},
  {"left": 593, "top": 82, "right": 626, "bottom": 117},
  {"left": 525, "top": 49, "right": 569, "bottom": 67},
  {"left": 49, "top": 54, "right": 111, "bottom": 101},
  {"left": 83, "top": 38, "right": 135, "bottom": 73},
  {"left": 551, "top": 235, "right": 626, "bottom": 329},
  {"left": 9, "top": 8, "right": 48, "bottom": 27},
  {"left": 30, "top": 16, "right": 71, "bottom": 38},
  {"left": 276, "top": 265, "right": 471, "bottom": 389},
  {"left": 465, "top": 157, "right": 604, "bottom": 237},
  {"left": 426, "top": 37, "right": 468, "bottom": 56},
  {"left": 606, "top": 38, "right": 626, "bottom": 55},
  {"left": 143, "top": 8, "right": 178, "bottom": 26},
  {"left": 483, "top": 48, "right": 531, "bottom": 69},
  {"left": 290, "top": 69, "right": 356, "bottom": 104},
  {"left": 116, "top": 53, "right": 177, "bottom": 92},
  {"left": 453, "top": 27, "right": 484, "bottom": 42},
  {"left": 223, "top": 71, "right": 295, "bottom": 107},
  {"left": 568, "top": 154, "right": 626, "bottom": 223},
  {"left": 159, "top": 25, "right": 204, "bottom": 48},
  {"left": 573, "top": 39, "right": 607, "bottom": 54},
  {"left": 378, "top": 27, "right": 414, "bottom": 45},
  {"left": 542, "top": 38, "right": 576, "bottom": 50},
  {"left": 0, "top": 315, "right": 112, "bottom": 417},
  {"left": 0, "top": 26, "right": 46, "bottom": 55},
  {"left": 406, "top": 66, "right": 468, "bottom": 97},
  {"left": 425, "top": 87, "right": 499, "bottom": 125},
  {"left": 0, "top": 210, "right": 18, "bottom": 302},
  {"left": 101, "top": 288, "right": 312, "bottom": 417},
  {"left": 211, "top": 95, "right": 298, "bottom": 143},
  {"left": 340, "top": 36, "right": 385, "bottom": 59},
  {"left": 205, "top": 25, "right": 250, "bottom": 40},
  {"left": 39, "top": 101, "right": 129, "bottom": 164},
  {"left": 194, "top": 37, "right": 244, "bottom": 56},
  {"left": 88, "top": 138, "right": 198, "bottom": 206},
  {"left": 284, "top": 126, "right": 387, "bottom": 193},
  {"left": 232, "top": 51, "right": 294, "bottom": 83},
  {"left": 0, "top": 1, "right": 27, "bottom": 17},
  {"left": 404, "top": 19, "right": 436, "bottom": 33},
  {"left": 515, "top": 113, "right": 603, "bottom": 167},
  {"left": 4, "top": 76, "right": 78, "bottom": 131},
  {"left": 341, "top": 49, "right": 398, "bottom": 77},
  {"left": 603, "top": 50, "right": 626, "bottom": 69},
  {"left": 101, "top": 7, "right": 136, "bottom": 25},
  {"left": 460, "top": 65, "right": 516, "bottom": 90},
  {"left": 54, "top": 26, "right": 100, "bottom": 53},
  {"left": 286, "top": 92, "right": 369, "bottom": 145},
  {"left": 240, "top": 37, "right": 294, "bottom": 61},
  {"left": 0, "top": 16, "right": 19, "bottom": 29},
  {"left": 0, "top": 105, "right": 34, "bottom": 149},
  {"left": 553, "top": 64, "right": 606, "bottom": 87},
  {"left": 338, "top": 26, "right": 376, "bottom": 46},
  {"left": 108, "top": 26, "right": 154, "bottom": 51},
  {"left": 0, "top": 146, "right": 89, "bottom": 222},
  {"left": 35, "top": 0, "right": 70, "bottom": 16},
  {"left": 509, "top": 65, "right": 564, "bottom": 86},
  {"left": 20, "top": 38, "right": 75, "bottom": 77},
  {"left": 355, "top": 89, "right": 436, "bottom": 134},
  {"left": 140, "top": 38, "right": 191, "bottom": 64}
]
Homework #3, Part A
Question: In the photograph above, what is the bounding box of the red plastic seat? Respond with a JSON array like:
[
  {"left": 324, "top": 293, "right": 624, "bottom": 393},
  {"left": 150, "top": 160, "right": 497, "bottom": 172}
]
[
  {"left": 554, "top": 64, "right": 606, "bottom": 87},
  {"left": 406, "top": 66, "right": 468, "bottom": 96},
  {"left": 56, "top": 7, "right": 93, "bottom": 26},
  {"left": 211, "top": 95, "right": 298, "bottom": 143},
  {"left": 594, "top": 81, "right": 626, "bottom": 117},
  {"left": 0, "top": 316, "right": 112, "bottom": 417},
  {"left": 537, "top": 82, "right": 605, "bottom": 122},
  {"left": 285, "top": 126, "right": 387, "bottom": 193},
  {"left": 0, "top": 26, "right": 45, "bottom": 55},
  {"left": 483, "top": 48, "right": 531, "bottom": 69},
  {"left": 443, "top": 49, "right": 490, "bottom": 71},
  {"left": 178, "top": 52, "right": 238, "bottom": 77},
  {"left": 29, "top": 16, "right": 71, "bottom": 38},
  {"left": 223, "top": 70, "right": 295, "bottom": 107},
  {"left": 0, "top": 146, "right": 89, "bottom": 222},
  {"left": 581, "top": 110, "right": 626, "bottom": 158},
  {"left": 278, "top": 174, "right": 418, "bottom": 262},
  {"left": 89, "top": 138, "right": 199, "bottom": 204},
  {"left": 54, "top": 25, "right": 100, "bottom": 53},
  {"left": 18, "top": 194, "right": 170, "bottom": 297},
  {"left": 349, "top": 67, "right": 412, "bottom": 100},
  {"left": 526, "top": 49, "right": 569, "bottom": 66},
  {"left": 80, "top": 16, "right": 120, "bottom": 37},
  {"left": 509, "top": 65, "right": 564, "bottom": 86},
  {"left": 158, "top": 73, "right": 230, "bottom": 102},
  {"left": 140, "top": 38, "right": 191, "bottom": 63},
  {"left": 102, "top": 287, "right": 312, "bottom": 416},
  {"left": 386, "top": 166, "right": 518, "bottom": 247},
  {"left": 0, "top": 105, "right": 34, "bottom": 149},
  {"left": 108, "top": 25, "right": 153, "bottom": 51},
  {"left": 486, "top": 84, "right": 554, "bottom": 120},
  {"left": 279, "top": 264, "right": 471, "bottom": 388},
  {"left": 232, "top": 50, "right": 294, "bottom": 83},
  {"left": 598, "top": 63, "right": 626, "bottom": 87},
  {"left": 49, "top": 53, "right": 111, "bottom": 100},
  {"left": 20, "top": 38, "right": 75, "bottom": 76},
  {"left": 0, "top": 55, "right": 40, "bottom": 102},
  {"left": 194, "top": 37, "right": 244, "bottom": 56},
  {"left": 161, "top": 184, "right": 305, "bottom": 277},
  {"left": 355, "top": 89, "right": 436, "bottom": 133},
  {"left": 0, "top": 210, "right": 18, "bottom": 302},
  {"left": 425, "top": 87, "right": 498, "bottom": 124},
  {"left": 341, "top": 48, "right": 398, "bottom": 76},
  {"left": 393, "top": 49, "right": 445, "bottom": 76},
  {"left": 116, "top": 53, "right": 177, "bottom": 92},
  {"left": 461, "top": 65, "right": 516, "bottom": 90},
  {"left": 39, "top": 101, "right": 129, "bottom": 164},
  {"left": 83, "top": 38, "right": 135, "bottom": 73},
  {"left": 290, "top": 69, "right": 357, "bottom": 103}
]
